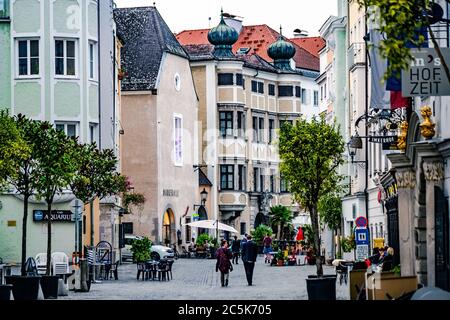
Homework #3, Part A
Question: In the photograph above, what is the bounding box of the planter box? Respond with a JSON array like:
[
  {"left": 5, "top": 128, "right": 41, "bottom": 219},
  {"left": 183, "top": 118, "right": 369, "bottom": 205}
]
[
  {"left": 367, "top": 273, "right": 417, "bottom": 300},
  {"left": 306, "top": 276, "right": 337, "bottom": 300},
  {"left": 0, "top": 284, "right": 13, "bottom": 300},
  {"left": 349, "top": 269, "right": 366, "bottom": 300},
  {"left": 40, "top": 275, "right": 59, "bottom": 299},
  {"left": 5, "top": 275, "right": 41, "bottom": 300}
]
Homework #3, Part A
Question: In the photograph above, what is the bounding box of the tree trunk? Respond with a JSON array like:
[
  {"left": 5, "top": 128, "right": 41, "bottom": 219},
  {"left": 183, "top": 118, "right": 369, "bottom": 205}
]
[
  {"left": 21, "top": 193, "right": 29, "bottom": 276},
  {"left": 310, "top": 205, "right": 323, "bottom": 276},
  {"left": 46, "top": 201, "right": 52, "bottom": 276}
]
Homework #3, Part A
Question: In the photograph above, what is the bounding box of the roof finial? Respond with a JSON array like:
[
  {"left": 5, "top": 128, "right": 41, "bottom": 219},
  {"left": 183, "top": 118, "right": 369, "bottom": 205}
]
[
  {"left": 153, "top": 2, "right": 156, "bottom": 7},
  {"left": 280, "top": 25, "right": 283, "bottom": 36}
]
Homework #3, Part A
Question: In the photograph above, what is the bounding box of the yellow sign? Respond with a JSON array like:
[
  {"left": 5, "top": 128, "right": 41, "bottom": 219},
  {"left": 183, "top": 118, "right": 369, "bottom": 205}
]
[{"left": 373, "top": 238, "right": 385, "bottom": 249}]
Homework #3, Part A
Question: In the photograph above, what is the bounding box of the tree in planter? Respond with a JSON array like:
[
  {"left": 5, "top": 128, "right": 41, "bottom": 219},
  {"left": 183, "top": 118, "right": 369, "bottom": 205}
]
[
  {"left": 278, "top": 116, "right": 345, "bottom": 276},
  {"left": 69, "top": 142, "right": 128, "bottom": 248},
  {"left": 318, "top": 193, "right": 343, "bottom": 260},
  {"left": 196, "top": 233, "right": 211, "bottom": 247},
  {"left": 269, "top": 205, "right": 293, "bottom": 240},
  {"left": 33, "top": 124, "right": 78, "bottom": 275},
  {"left": 130, "top": 237, "right": 152, "bottom": 262},
  {"left": 0, "top": 113, "right": 42, "bottom": 276}
]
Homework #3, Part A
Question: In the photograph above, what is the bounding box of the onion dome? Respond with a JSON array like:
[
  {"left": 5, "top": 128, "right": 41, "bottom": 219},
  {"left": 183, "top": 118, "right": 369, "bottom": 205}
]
[
  {"left": 267, "top": 26, "right": 296, "bottom": 71},
  {"left": 207, "top": 9, "right": 239, "bottom": 57}
]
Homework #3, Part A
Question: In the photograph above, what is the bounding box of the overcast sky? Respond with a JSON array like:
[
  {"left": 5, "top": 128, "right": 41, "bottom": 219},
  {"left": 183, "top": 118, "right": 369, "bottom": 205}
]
[{"left": 115, "top": 0, "right": 338, "bottom": 37}]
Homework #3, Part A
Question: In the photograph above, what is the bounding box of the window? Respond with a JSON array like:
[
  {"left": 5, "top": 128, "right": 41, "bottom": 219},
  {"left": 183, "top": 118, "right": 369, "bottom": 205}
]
[
  {"left": 352, "top": 204, "right": 357, "bottom": 220},
  {"left": 219, "top": 111, "right": 233, "bottom": 136},
  {"left": 268, "top": 84, "right": 275, "bottom": 96},
  {"left": 185, "top": 217, "right": 191, "bottom": 243},
  {"left": 314, "top": 90, "right": 319, "bottom": 106},
  {"left": 89, "top": 42, "right": 96, "bottom": 80},
  {"left": 269, "top": 119, "right": 275, "bottom": 143},
  {"left": 55, "top": 122, "right": 77, "bottom": 138},
  {"left": 238, "top": 165, "right": 246, "bottom": 191},
  {"left": 320, "top": 86, "right": 323, "bottom": 101},
  {"left": 252, "top": 116, "right": 258, "bottom": 141},
  {"left": 237, "top": 111, "right": 245, "bottom": 137},
  {"left": 240, "top": 222, "right": 246, "bottom": 235},
  {"left": 260, "top": 169, "right": 264, "bottom": 193},
  {"left": 295, "top": 86, "right": 301, "bottom": 98},
  {"left": 55, "top": 39, "right": 76, "bottom": 76},
  {"left": 220, "top": 165, "right": 234, "bottom": 190},
  {"left": 280, "top": 174, "right": 289, "bottom": 193},
  {"left": 123, "top": 222, "right": 133, "bottom": 234},
  {"left": 236, "top": 73, "right": 243, "bottom": 87},
  {"left": 324, "top": 83, "right": 327, "bottom": 98},
  {"left": 251, "top": 80, "right": 258, "bottom": 92},
  {"left": 259, "top": 117, "right": 265, "bottom": 142},
  {"left": 258, "top": 82, "right": 264, "bottom": 94},
  {"left": 380, "top": 224, "right": 383, "bottom": 238},
  {"left": 218, "top": 73, "right": 234, "bottom": 85},
  {"left": 301, "top": 88, "right": 307, "bottom": 104},
  {"left": 0, "top": 0, "right": 10, "bottom": 18},
  {"left": 89, "top": 124, "right": 97, "bottom": 144},
  {"left": 278, "top": 85, "right": 293, "bottom": 97},
  {"left": 174, "top": 115, "right": 183, "bottom": 166},
  {"left": 279, "top": 119, "right": 293, "bottom": 130},
  {"left": 17, "top": 39, "right": 39, "bottom": 76},
  {"left": 270, "top": 170, "right": 275, "bottom": 193},
  {"left": 253, "top": 168, "right": 259, "bottom": 192}
]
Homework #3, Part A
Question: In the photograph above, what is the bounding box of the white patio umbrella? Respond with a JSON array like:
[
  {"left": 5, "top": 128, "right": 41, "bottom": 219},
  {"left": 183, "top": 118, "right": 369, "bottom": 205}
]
[{"left": 184, "top": 220, "right": 238, "bottom": 233}]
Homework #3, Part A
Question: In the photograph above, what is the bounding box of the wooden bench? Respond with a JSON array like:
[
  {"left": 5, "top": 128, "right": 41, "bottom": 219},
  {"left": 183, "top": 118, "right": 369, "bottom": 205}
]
[{"left": 367, "top": 273, "right": 418, "bottom": 300}]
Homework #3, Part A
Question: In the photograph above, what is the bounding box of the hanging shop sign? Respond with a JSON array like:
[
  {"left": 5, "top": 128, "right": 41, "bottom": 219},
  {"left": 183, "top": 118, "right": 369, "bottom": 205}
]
[
  {"left": 33, "top": 210, "right": 73, "bottom": 222},
  {"left": 402, "top": 48, "right": 450, "bottom": 96},
  {"left": 368, "top": 136, "right": 397, "bottom": 144}
]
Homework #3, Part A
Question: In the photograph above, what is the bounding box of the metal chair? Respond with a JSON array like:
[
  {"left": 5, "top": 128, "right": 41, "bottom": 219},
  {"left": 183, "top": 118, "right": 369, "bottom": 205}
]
[
  {"left": 157, "top": 260, "right": 169, "bottom": 281},
  {"left": 136, "top": 262, "right": 145, "bottom": 280},
  {"left": 167, "top": 259, "right": 174, "bottom": 280}
]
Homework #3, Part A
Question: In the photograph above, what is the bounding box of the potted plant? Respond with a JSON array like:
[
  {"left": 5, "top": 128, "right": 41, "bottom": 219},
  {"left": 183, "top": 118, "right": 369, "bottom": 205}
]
[
  {"left": 130, "top": 237, "right": 152, "bottom": 263},
  {"left": 251, "top": 224, "right": 273, "bottom": 254},
  {"left": 275, "top": 250, "right": 285, "bottom": 266},
  {"left": 118, "top": 67, "right": 128, "bottom": 80},
  {"left": 278, "top": 116, "right": 344, "bottom": 300}
]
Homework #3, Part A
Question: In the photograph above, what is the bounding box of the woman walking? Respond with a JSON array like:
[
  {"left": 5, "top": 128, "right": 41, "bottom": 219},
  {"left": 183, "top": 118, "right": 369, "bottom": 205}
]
[
  {"left": 263, "top": 234, "right": 273, "bottom": 263},
  {"left": 216, "top": 240, "right": 233, "bottom": 287}
]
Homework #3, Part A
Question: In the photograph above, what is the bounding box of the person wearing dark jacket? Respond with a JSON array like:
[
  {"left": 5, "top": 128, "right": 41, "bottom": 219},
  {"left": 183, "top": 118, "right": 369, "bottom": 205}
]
[
  {"left": 241, "top": 234, "right": 258, "bottom": 286},
  {"left": 231, "top": 236, "right": 241, "bottom": 264},
  {"left": 216, "top": 240, "right": 233, "bottom": 287}
]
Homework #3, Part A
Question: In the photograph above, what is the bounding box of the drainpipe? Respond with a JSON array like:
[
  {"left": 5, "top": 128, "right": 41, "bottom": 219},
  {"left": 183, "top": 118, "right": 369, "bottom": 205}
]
[{"left": 364, "top": 5, "right": 371, "bottom": 252}]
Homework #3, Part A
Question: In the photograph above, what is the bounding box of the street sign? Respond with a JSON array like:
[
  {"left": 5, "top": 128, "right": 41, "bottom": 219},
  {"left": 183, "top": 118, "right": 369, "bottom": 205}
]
[
  {"left": 402, "top": 48, "right": 450, "bottom": 97},
  {"left": 355, "top": 228, "right": 370, "bottom": 245},
  {"left": 356, "top": 244, "right": 369, "bottom": 261},
  {"left": 33, "top": 210, "right": 73, "bottom": 222},
  {"left": 355, "top": 216, "right": 368, "bottom": 228},
  {"left": 368, "top": 136, "right": 397, "bottom": 144},
  {"left": 192, "top": 213, "right": 199, "bottom": 222}
]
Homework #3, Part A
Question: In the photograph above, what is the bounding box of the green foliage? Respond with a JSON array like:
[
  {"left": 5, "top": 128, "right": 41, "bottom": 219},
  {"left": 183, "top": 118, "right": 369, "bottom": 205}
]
[
  {"left": 0, "top": 110, "right": 30, "bottom": 189},
  {"left": 358, "top": 0, "right": 449, "bottom": 82},
  {"left": 70, "top": 143, "right": 125, "bottom": 205},
  {"left": 275, "top": 249, "right": 284, "bottom": 261},
  {"left": 130, "top": 237, "right": 152, "bottom": 262},
  {"left": 251, "top": 225, "right": 273, "bottom": 245},
  {"left": 318, "top": 193, "right": 343, "bottom": 232},
  {"left": 302, "top": 224, "right": 314, "bottom": 245},
  {"left": 196, "top": 233, "right": 211, "bottom": 247},
  {"left": 391, "top": 264, "right": 401, "bottom": 276},
  {"left": 278, "top": 115, "right": 344, "bottom": 275},
  {"left": 123, "top": 192, "right": 146, "bottom": 211},
  {"left": 341, "top": 235, "right": 356, "bottom": 253},
  {"left": 269, "top": 205, "right": 293, "bottom": 240}
]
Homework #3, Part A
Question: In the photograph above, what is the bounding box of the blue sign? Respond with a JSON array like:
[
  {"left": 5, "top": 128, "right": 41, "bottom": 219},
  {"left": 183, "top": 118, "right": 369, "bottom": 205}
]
[
  {"left": 355, "top": 228, "right": 369, "bottom": 245},
  {"left": 192, "top": 213, "right": 199, "bottom": 222},
  {"left": 34, "top": 210, "right": 44, "bottom": 221}
]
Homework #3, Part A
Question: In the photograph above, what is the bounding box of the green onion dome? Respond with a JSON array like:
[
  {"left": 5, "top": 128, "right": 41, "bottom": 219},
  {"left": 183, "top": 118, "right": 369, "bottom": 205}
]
[
  {"left": 207, "top": 9, "right": 239, "bottom": 57},
  {"left": 267, "top": 26, "right": 296, "bottom": 70}
]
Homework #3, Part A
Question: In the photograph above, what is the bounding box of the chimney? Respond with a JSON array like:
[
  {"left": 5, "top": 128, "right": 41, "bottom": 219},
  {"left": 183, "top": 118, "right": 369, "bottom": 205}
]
[
  {"left": 223, "top": 12, "right": 243, "bottom": 35},
  {"left": 293, "top": 28, "right": 309, "bottom": 38}
]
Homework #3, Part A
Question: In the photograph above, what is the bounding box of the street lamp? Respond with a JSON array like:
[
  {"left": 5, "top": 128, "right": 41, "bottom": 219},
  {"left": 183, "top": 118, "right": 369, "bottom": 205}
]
[{"left": 200, "top": 188, "right": 208, "bottom": 206}]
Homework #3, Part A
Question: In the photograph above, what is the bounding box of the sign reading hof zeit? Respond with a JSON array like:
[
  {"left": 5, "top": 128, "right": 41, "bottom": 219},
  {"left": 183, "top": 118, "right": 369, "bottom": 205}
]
[
  {"left": 402, "top": 48, "right": 450, "bottom": 96},
  {"left": 33, "top": 210, "right": 73, "bottom": 222}
]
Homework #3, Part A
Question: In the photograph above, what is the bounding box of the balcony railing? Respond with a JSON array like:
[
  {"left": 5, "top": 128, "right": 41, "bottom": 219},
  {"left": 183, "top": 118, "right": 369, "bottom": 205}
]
[
  {"left": 348, "top": 42, "right": 366, "bottom": 70},
  {"left": 0, "top": 0, "right": 10, "bottom": 19}
]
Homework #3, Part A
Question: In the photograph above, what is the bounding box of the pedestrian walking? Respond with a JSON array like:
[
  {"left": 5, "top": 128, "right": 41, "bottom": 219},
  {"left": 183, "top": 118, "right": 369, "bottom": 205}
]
[
  {"left": 231, "top": 235, "right": 241, "bottom": 264},
  {"left": 262, "top": 233, "right": 273, "bottom": 264},
  {"left": 216, "top": 240, "right": 233, "bottom": 287},
  {"left": 241, "top": 234, "right": 258, "bottom": 286}
]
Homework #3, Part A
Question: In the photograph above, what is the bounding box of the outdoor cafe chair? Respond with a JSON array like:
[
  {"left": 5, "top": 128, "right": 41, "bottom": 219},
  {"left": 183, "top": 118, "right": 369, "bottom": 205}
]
[
  {"left": 136, "top": 262, "right": 146, "bottom": 280},
  {"left": 157, "top": 260, "right": 169, "bottom": 281},
  {"left": 51, "top": 252, "right": 70, "bottom": 276},
  {"left": 35, "top": 253, "right": 48, "bottom": 275},
  {"left": 167, "top": 259, "right": 174, "bottom": 280}
]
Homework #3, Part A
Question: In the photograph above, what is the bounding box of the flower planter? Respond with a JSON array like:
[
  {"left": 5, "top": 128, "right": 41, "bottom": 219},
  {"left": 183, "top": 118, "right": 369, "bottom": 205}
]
[
  {"left": 5, "top": 275, "right": 41, "bottom": 300},
  {"left": 0, "top": 284, "right": 13, "bottom": 300},
  {"left": 40, "top": 275, "right": 59, "bottom": 299},
  {"left": 277, "top": 260, "right": 284, "bottom": 266},
  {"left": 306, "top": 276, "right": 337, "bottom": 300}
]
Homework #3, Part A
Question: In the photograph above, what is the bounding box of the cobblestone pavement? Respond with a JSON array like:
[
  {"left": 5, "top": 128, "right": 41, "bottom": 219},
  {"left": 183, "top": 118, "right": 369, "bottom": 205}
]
[{"left": 59, "top": 256, "right": 350, "bottom": 300}]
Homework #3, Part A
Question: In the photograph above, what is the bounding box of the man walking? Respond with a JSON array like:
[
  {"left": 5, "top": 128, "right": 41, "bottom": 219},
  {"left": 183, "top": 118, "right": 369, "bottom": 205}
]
[
  {"left": 241, "top": 234, "right": 258, "bottom": 286},
  {"left": 231, "top": 235, "right": 240, "bottom": 264}
]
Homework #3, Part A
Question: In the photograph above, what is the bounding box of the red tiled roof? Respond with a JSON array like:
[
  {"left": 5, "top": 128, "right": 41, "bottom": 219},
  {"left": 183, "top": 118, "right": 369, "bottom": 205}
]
[
  {"left": 176, "top": 24, "right": 319, "bottom": 71},
  {"left": 289, "top": 37, "right": 326, "bottom": 58}
]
